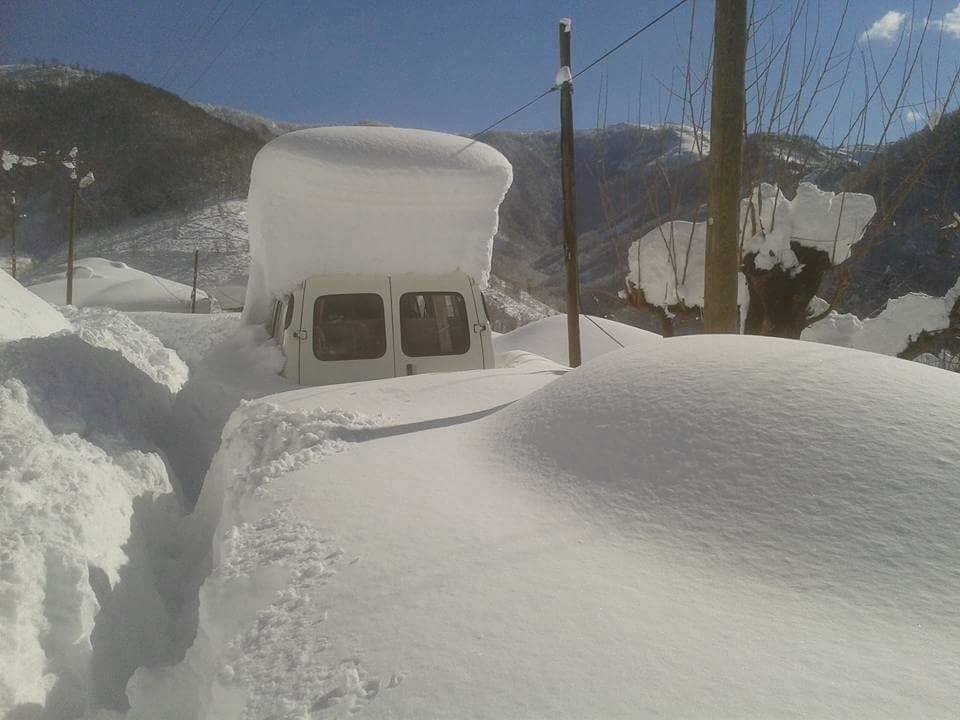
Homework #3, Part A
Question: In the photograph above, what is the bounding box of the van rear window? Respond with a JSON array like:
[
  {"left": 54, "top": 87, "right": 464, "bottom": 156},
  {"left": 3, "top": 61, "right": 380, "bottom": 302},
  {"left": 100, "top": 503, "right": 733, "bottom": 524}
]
[
  {"left": 399, "top": 292, "right": 470, "bottom": 357},
  {"left": 313, "top": 294, "right": 386, "bottom": 361}
]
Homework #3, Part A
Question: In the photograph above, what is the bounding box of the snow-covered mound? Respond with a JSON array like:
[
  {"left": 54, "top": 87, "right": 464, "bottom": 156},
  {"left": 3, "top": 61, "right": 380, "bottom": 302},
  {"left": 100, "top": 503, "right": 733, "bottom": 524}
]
[
  {"left": 244, "top": 126, "right": 513, "bottom": 324},
  {"left": 28, "top": 257, "right": 211, "bottom": 313},
  {"left": 0, "top": 269, "right": 70, "bottom": 341},
  {"left": 803, "top": 278, "right": 960, "bottom": 356},
  {"left": 62, "top": 306, "right": 189, "bottom": 392},
  {"left": 0, "top": 330, "right": 185, "bottom": 717},
  {"left": 494, "top": 313, "right": 660, "bottom": 364},
  {"left": 138, "top": 334, "right": 958, "bottom": 718}
]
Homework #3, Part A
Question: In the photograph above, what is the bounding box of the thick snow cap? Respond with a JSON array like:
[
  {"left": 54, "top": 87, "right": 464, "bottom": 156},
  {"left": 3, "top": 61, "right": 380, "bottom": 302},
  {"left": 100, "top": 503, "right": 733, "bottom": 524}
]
[{"left": 244, "top": 126, "right": 514, "bottom": 324}]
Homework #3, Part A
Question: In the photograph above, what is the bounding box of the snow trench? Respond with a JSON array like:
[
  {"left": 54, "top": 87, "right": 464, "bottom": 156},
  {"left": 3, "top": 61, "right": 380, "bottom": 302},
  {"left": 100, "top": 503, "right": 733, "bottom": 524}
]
[{"left": 126, "top": 399, "right": 385, "bottom": 719}]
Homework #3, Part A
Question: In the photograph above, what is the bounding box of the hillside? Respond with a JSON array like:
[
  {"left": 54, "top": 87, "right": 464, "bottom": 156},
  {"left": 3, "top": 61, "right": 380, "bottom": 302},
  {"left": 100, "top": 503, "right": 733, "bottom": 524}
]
[
  {"left": 0, "top": 64, "right": 262, "bottom": 256},
  {"left": 3, "top": 64, "right": 959, "bottom": 323}
]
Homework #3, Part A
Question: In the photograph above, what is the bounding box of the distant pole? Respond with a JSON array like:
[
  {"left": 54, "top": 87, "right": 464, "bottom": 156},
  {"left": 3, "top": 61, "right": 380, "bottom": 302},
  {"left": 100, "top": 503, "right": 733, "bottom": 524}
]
[
  {"left": 66, "top": 184, "right": 77, "bottom": 304},
  {"left": 191, "top": 249, "right": 199, "bottom": 313},
  {"left": 9, "top": 191, "right": 16, "bottom": 279},
  {"left": 559, "top": 18, "right": 582, "bottom": 367},
  {"left": 703, "top": 0, "right": 747, "bottom": 332}
]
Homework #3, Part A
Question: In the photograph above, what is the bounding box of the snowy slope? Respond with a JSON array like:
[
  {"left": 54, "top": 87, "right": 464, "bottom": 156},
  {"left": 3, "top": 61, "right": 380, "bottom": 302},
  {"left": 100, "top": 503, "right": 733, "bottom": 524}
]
[
  {"left": 129, "top": 335, "right": 960, "bottom": 718},
  {"left": 0, "top": 269, "right": 70, "bottom": 341},
  {"left": 28, "top": 257, "right": 211, "bottom": 313},
  {"left": 494, "top": 313, "right": 661, "bottom": 364}
]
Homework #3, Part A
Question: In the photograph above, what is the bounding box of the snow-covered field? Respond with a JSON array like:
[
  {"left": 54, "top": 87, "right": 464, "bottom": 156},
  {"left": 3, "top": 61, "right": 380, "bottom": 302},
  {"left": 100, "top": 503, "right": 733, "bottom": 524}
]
[
  {"left": 2, "top": 262, "right": 960, "bottom": 718},
  {"left": 131, "top": 333, "right": 960, "bottom": 719}
]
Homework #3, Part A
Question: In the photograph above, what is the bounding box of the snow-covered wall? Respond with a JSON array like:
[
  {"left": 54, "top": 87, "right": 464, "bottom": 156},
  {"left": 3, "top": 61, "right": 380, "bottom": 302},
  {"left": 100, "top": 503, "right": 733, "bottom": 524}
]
[{"left": 243, "top": 127, "right": 513, "bottom": 324}]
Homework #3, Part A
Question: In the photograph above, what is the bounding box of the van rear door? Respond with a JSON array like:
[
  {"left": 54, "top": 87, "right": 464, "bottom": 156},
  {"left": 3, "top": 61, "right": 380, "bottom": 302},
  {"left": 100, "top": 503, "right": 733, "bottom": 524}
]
[
  {"left": 390, "top": 273, "right": 486, "bottom": 376},
  {"left": 299, "top": 275, "right": 395, "bottom": 386}
]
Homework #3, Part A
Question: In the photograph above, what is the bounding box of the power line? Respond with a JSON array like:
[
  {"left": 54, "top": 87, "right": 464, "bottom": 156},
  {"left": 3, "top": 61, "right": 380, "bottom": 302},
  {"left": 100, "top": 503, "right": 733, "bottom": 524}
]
[
  {"left": 471, "top": 0, "right": 691, "bottom": 139},
  {"left": 572, "top": 0, "right": 690, "bottom": 82},
  {"left": 182, "top": 0, "right": 272, "bottom": 94},
  {"left": 157, "top": 0, "right": 227, "bottom": 87}
]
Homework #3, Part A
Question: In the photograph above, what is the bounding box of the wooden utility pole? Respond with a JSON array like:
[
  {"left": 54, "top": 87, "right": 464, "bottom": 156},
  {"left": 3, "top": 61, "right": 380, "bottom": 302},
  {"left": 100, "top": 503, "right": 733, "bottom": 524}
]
[
  {"left": 66, "top": 184, "right": 77, "bottom": 304},
  {"left": 191, "top": 249, "right": 200, "bottom": 313},
  {"left": 559, "top": 18, "right": 582, "bottom": 367},
  {"left": 9, "top": 191, "right": 16, "bottom": 279},
  {"left": 703, "top": 0, "right": 747, "bottom": 332}
]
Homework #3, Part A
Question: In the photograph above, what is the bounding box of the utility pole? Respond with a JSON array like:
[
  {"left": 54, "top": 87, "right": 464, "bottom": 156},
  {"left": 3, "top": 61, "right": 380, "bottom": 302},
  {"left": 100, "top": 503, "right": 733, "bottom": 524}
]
[
  {"left": 9, "top": 191, "right": 16, "bottom": 279},
  {"left": 191, "top": 249, "right": 199, "bottom": 313},
  {"left": 703, "top": 0, "right": 747, "bottom": 332},
  {"left": 66, "top": 183, "right": 77, "bottom": 304},
  {"left": 559, "top": 17, "right": 582, "bottom": 367}
]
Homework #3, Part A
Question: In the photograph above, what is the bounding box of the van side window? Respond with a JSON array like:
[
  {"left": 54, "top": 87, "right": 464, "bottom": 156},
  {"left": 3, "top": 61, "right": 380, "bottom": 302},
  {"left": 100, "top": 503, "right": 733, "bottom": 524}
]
[
  {"left": 270, "top": 299, "right": 282, "bottom": 338},
  {"left": 399, "top": 292, "right": 470, "bottom": 357},
  {"left": 313, "top": 294, "right": 386, "bottom": 361},
  {"left": 283, "top": 294, "right": 294, "bottom": 330}
]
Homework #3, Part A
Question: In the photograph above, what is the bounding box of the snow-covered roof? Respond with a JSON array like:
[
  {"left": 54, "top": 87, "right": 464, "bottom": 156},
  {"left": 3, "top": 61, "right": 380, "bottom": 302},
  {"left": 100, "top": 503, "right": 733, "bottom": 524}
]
[{"left": 243, "top": 126, "right": 513, "bottom": 324}]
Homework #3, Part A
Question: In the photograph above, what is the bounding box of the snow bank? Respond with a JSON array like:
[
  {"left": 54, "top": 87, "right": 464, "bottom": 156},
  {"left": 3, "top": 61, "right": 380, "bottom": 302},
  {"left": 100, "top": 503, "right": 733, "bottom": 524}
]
[
  {"left": 62, "top": 306, "right": 189, "bottom": 393},
  {"left": 125, "top": 313, "right": 292, "bottom": 503},
  {"left": 494, "top": 313, "right": 660, "bottom": 365},
  {"left": 803, "top": 278, "right": 960, "bottom": 356},
  {"left": 627, "top": 183, "right": 875, "bottom": 308},
  {"left": 243, "top": 126, "right": 513, "bottom": 324},
  {"left": 0, "top": 330, "right": 184, "bottom": 717},
  {"left": 142, "top": 334, "right": 959, "bottom": 717},
  {"left": 28, "top": 257, "right": 211, "bottom": 313},
  {"left": 0, "top": 269, "right": 70, "bottom": 341}
]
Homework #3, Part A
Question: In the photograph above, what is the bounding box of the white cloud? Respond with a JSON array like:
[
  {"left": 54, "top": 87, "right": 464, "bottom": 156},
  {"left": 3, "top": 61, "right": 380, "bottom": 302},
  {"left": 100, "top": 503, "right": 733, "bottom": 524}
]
[
  {"left": 935, "top": 2, "right": 960, "bottom": 37},
  {"left": 861, "top": 10, "right": 908, "bottom": 42},
  {"left": 903, "top": 109, "right": 922, "bottom": 123}
]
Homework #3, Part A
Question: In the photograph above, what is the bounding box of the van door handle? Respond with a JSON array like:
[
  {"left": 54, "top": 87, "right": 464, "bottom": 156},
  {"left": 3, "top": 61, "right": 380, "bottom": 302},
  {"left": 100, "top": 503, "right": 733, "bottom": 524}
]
[
  {"left": 292, "top": 330, "right": 308, "bottom": 340},
  {"left": 472, "top": 323, "right": 487, "bottom": 333}
]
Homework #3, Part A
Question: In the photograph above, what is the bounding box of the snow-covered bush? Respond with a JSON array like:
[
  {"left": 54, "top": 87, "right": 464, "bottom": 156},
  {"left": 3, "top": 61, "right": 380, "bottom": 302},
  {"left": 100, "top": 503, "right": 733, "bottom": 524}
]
[
  {"left": 625, "top": 182, "right": 876, "bottom": 337},
  {"left": 804, "top": 276, "right": 960, "bottom": 362}
]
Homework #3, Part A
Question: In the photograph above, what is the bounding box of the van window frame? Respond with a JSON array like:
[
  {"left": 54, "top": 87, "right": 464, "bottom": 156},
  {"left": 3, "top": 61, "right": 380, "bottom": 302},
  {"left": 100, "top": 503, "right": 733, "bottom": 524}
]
[
  {"left": 312, "top": 292, "right": 387, "bottom": 362},
  {"left": 398, "top": 291, "right": 471, "bottom": 358}
]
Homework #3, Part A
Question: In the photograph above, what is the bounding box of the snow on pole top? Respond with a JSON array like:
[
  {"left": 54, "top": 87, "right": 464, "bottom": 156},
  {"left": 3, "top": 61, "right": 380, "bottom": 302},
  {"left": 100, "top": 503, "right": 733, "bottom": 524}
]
[{"left": 243, "top": 126, "right": 513, "bottom": 324}]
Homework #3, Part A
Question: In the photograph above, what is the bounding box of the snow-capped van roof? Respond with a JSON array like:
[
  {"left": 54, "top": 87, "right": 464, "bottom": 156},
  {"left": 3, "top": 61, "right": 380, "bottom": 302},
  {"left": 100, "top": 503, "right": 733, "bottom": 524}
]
[{"left": 243, "top": 126, "right": 513, "bottom": 324}]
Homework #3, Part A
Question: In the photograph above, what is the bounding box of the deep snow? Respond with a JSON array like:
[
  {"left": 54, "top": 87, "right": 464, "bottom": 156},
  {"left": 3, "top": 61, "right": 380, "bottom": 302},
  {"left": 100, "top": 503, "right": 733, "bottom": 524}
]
[
  {"left": 494, "top": 313, "right": 661, "bottom": 364},
  {"left": 28, "top": 257, "right": 211, "bottom": 313},
  {"left": 243, "top": 127, "right": 513, "bottom": 324},
  {"left": 127, "top": 335, "right": 960, "bottom": 718},
  {"left": 0, "top": 267, "right": 70, "bottom": 340}
]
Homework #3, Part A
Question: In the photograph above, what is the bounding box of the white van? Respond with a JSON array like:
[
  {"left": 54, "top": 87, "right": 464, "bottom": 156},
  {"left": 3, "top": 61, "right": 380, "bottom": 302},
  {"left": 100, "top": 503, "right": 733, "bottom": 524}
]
[{"left": 268, "top": 270, "right": 494, "bottom": 386}]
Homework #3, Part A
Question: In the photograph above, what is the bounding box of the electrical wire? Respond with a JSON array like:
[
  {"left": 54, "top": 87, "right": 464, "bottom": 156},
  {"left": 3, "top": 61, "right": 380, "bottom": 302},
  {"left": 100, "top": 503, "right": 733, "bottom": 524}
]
[
  {"left": 182, "top": 0, "right": 272, "bottom": 94},
  {"left": 470, "top": 0, "right": 691, "bottom": 139}
]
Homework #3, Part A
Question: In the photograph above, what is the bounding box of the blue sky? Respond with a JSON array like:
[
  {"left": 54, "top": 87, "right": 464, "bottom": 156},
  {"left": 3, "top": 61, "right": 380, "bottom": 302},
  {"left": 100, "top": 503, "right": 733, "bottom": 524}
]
[{"left": 3, "top": 0, "right": 960, "bottom": 140}]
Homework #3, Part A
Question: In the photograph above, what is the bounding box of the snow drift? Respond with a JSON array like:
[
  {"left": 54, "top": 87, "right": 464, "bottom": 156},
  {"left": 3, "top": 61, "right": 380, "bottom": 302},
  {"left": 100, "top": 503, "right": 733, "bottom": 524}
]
[
  {"left": 28, "top": 257, "right": 211, "bottom": 313},
  {"left": 129, "top": 335, "right": 960, "bottom": 717},
  {"left": 243, "top": 126, "right": 513, "bottom": 324},
  {"left": 0, "top": 329, "right": 185, "bottom": 717},
  {"left": 494, "top": 313, "right": 661, "bottom": 364},
  {"left": 0, "top": 269, "right": 70, "bottom": 341}
]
